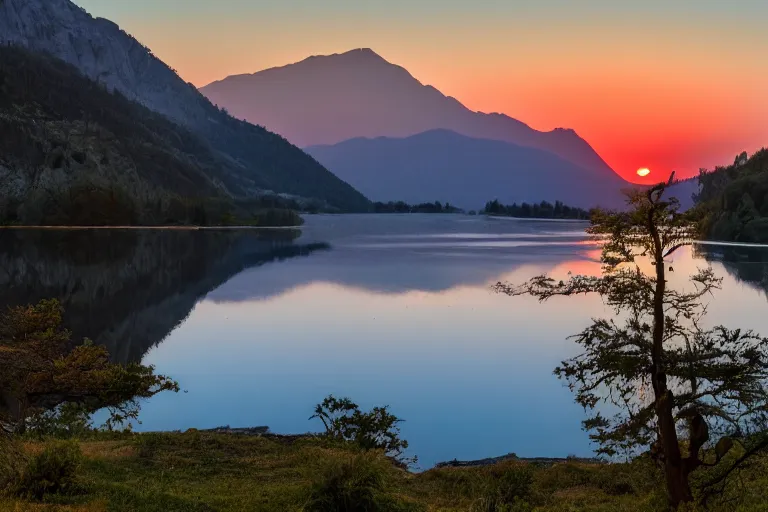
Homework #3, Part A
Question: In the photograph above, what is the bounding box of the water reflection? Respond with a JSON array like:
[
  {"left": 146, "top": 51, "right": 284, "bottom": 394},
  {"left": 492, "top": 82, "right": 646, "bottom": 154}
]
[
  {"left": 138, "top": 216, "right": 611, "bottom": 468},
  {"left": 0, "top": 229, "right": 328, "bottom": 363},
  {"left": 696, "top": 244, "right": 768, "bottom": 297},
  {"left": 4, "top": 216, "right": 768, "bottom": 468}
]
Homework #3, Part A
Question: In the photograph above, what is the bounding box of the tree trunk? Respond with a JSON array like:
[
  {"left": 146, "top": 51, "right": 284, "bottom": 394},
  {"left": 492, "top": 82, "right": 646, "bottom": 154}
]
[
  {"left": 648, "top": 203, "right": 694, "bottom": 509},
  {"left": 657, "top": 390, "right": 694, "bottom": 508},
  {"left": 665, "top": 462, "right": 694, "bottom": 508}
]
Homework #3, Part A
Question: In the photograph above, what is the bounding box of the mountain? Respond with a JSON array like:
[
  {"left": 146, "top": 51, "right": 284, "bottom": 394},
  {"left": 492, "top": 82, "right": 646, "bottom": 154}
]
[
  {"left": 0, "top": 46, "right": 298, "bottom": 225},
  {"left": 665, "top": 177, "right": 699, "bottom": 211},
  {"left": 0, "top": 0, "right": 369, "bottom": 211},
  {"left": 201, "top": 48, "right": 617, "bottom": 180},
  {"left": 305, "top": 130, "right": 629, "bottom": 210}
]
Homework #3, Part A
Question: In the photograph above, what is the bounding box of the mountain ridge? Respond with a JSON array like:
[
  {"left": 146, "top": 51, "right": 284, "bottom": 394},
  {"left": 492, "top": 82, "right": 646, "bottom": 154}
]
[
  {"left": 0, "top": 0, "right": 370, "bottom": 211},
  {"left": 305, "top": 129, "right": 629, "bottom": 210},
  {"left": 201, "top": 48, "right": 618, "bottom": 180}
]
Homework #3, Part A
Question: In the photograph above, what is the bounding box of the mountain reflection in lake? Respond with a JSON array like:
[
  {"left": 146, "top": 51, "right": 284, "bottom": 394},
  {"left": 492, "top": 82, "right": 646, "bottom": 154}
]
[
  {"left": 3, "top": 215, "right": 768, "bottom": 469},
  {"left": 0, "top": 229, "right": 327, "bottom": 363}
]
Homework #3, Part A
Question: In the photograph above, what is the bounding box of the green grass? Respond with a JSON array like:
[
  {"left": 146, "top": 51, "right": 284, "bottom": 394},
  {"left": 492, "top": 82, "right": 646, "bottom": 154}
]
[{"left": 2, "top": 432, "right": 768, "bottom": 511}]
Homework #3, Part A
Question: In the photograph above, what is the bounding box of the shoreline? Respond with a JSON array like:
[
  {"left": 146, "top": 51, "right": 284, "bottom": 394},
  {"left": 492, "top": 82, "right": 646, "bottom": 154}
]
[
  {"left": 165, "top": 426, "right": 600, "bottom": 470},
  {"left": 0, "top": 225, "right": 302, "bottom": 230}
]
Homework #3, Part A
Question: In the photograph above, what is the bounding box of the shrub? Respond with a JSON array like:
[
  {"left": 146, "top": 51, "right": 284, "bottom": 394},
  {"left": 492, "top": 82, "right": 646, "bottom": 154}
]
[
  {"left": 311, "top": 395, "right": 412, "bottom": 465},
  {"left": 533, "top": 459, "right": 659, "bottom": 499},
  {"left": 134, "top": 432, "right": 167, "bottom": 459},
  {"left": 471, "top": 464, "right": 533, "bottom": 511},
  {"left": 494, "top": 464, "right": 533, "bottom": 503},
  {"left": 304, "top": 452, "right": 422, "bottom": 512},
  {"left": 0, "top": 435, "right": 25, "bottom": 492},
  {"left": 12, "top": 440, "right": 83, "bottom": 500},
  {"left": 471, "top": 496, "right": 533, "bottom": 512}
]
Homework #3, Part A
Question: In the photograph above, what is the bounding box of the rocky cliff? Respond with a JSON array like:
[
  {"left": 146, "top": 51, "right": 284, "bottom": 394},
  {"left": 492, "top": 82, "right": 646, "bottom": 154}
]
[{"left": 0, "top": 0, "right": 207, "bottom": 126}]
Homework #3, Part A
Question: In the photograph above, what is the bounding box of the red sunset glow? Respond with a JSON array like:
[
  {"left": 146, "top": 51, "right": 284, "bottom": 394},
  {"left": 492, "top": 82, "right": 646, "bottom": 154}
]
[{"left": 73, "top": 1, "right": 768, "bottom": 183}]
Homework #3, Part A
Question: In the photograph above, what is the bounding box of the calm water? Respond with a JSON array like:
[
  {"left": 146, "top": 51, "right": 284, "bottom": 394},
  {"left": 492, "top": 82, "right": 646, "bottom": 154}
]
[{"left": 3, "top": 215, "right": 768, "bottom": 468}]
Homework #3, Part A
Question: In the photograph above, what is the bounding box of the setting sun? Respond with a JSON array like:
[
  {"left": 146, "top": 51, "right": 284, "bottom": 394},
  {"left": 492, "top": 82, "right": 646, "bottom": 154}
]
[{"left": 637, "top": 168, "right": 651, "bottom": 177}]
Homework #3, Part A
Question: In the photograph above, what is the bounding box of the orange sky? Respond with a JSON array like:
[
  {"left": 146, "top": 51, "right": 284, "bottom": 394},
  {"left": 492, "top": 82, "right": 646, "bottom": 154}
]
[{"left": 75, "top": 1, "right": 768, "bottom": 182}]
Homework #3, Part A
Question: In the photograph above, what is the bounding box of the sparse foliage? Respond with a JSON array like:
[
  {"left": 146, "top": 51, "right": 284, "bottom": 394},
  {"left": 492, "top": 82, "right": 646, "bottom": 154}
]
[
  {"left": 495, "top": 178, "right": 768, "bottom": 508},
  {"left": 311, "top": 395, "right": 413, "bottom": 465}
]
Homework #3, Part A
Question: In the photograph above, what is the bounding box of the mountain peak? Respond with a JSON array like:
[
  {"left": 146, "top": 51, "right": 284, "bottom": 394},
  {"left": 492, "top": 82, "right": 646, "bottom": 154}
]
[
  {"left": 200, "top": 50, "right": 617, "bottom": 178},
  {"left": 301, "top": 47, "right": 390, "bottom": 67},
  {"left": 344, "top": 48, "right": 380, "bottom": 57}
]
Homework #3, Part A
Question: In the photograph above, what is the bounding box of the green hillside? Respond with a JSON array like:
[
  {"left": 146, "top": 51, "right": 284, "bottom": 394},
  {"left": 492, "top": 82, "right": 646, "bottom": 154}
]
[
  {"left": 0, "top": 46, "right": 359, "bottom": 225},
  {"left": 696, "top": 149, "right": 768, "bottom": 242}
]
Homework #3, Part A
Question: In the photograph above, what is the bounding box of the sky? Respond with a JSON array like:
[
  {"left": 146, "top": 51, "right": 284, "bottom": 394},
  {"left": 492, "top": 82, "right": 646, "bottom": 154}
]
[{"left": 73, "top": 0, "right": 768, "bottom": 183}]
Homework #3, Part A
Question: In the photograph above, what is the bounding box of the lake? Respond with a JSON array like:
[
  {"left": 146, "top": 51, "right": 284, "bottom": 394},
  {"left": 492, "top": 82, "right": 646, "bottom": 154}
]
[{"left": 2, "top": 215, "right": 768, "bottom": 469}]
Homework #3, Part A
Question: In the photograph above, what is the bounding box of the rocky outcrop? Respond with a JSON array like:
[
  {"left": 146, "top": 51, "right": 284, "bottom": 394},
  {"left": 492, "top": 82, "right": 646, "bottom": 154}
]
[
  {"left": 435, "top": 453, "right": 602, "bottom": 468},
  {"left": 0, "top": 0, "right": 210, "bottom": 127}
]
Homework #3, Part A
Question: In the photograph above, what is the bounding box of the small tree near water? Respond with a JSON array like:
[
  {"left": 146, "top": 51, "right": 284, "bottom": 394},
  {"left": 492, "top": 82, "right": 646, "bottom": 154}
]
[
  {"left": 311, "top": 395, "right": 413, "bottom": 465},
  {"left": 494, "top": 178, "right": 768, "bottom": 509},
  {"left": 0, "top": 299, "right": 178, "bottom": 435}
]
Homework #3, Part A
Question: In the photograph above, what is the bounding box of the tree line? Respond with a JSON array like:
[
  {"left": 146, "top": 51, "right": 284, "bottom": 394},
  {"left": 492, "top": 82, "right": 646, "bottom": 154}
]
[
  {"left": 483, "top": 199, "right": 590, "bottom": 219},
  {"left": 372, "top": 201, "right": 464, "bottom": 214}
]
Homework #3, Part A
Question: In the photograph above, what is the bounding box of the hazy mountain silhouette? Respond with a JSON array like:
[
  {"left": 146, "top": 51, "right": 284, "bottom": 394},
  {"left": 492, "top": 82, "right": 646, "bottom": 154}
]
[
  {"left": 0, "top": 0, "right": 369, "bottom": 211},
  {"left": 201, "top": 48, "right": 618, "bottom": 180},
  {"left": 305, "top": 130, "right": 628, "bottom": 209},
  {"left": 665, "top": 177, "right": 699, "bottom": 210}
]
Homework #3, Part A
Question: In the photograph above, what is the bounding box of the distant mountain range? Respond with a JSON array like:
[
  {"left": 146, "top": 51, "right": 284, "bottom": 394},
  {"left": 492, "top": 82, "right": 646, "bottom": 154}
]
[
  {"left": 0, "top": 0, "right": 634, "bottom": 214},
  {"left": 306, "top": 130, "right": 629, "bottom": 209},
  {"left": 0, "top": 0, "right": 369, "bottom": 212},
  {"left": 201, "top": 48, "right": 620, "bottom": 183}
]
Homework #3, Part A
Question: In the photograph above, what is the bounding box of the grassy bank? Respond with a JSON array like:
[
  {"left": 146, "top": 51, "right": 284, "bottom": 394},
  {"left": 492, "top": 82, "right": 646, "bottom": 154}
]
[{"left": 2, "top": 431, "right": 767, "bottom": 512}]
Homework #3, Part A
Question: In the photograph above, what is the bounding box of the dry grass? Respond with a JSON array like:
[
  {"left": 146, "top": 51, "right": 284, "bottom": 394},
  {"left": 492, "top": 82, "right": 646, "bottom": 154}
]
[{"left": 1, "top": 433, "right": 766, "bottom": 511}]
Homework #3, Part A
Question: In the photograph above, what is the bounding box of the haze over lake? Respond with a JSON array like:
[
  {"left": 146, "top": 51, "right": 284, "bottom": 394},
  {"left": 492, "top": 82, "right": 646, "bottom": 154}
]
[{"left": 3, "top": 215, "right": 768, "bottom": 468}]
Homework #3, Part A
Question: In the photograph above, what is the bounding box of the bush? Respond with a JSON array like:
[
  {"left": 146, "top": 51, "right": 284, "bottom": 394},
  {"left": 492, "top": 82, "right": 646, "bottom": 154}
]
[
  {"left": 494, "top": 464, "right": 533, "bottom": 503},
  {"left": 0, "top": 435, "right": 25, "bottom": 492},
  {"left": 471, "top": 464, "right": 533, "bottom": 511},
  {"left": 471, "top": 496, "right": 533, "bottom": 512},
  {"left": 12, "top": 440, "right": 83, "bottom": 500},
  {"left": 534, "top": 459, "right": 659, "bottom": 499},
  {"left": 304, "top": 452, "right": 423, "bottom": 512},
  {"left": 311, "top": 395, "right": 412, "bottom": 465},
  {"left": 134, "top": 432, "right": 166, "bottom": 459}
]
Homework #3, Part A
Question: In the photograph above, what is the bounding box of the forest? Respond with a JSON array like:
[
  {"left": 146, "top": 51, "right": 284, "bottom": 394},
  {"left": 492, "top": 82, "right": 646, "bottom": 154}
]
[
  {"left": 0, "top": 45, "right": 331, "bottom": 226},
  {"left": 695, "top": 149, "right": 768, "bottom": 242},
  {"left": 372, "top": 201, "right": 464, "bottom": 214},
  {"left": 483, "top": 200, "right": 591, "bottom": 220}
]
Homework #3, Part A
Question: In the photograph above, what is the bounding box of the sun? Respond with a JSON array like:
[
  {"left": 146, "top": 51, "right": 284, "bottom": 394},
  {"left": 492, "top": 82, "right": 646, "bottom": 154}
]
[{"left": 637, "top": 168, "right": 651, "bottom": 177}]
